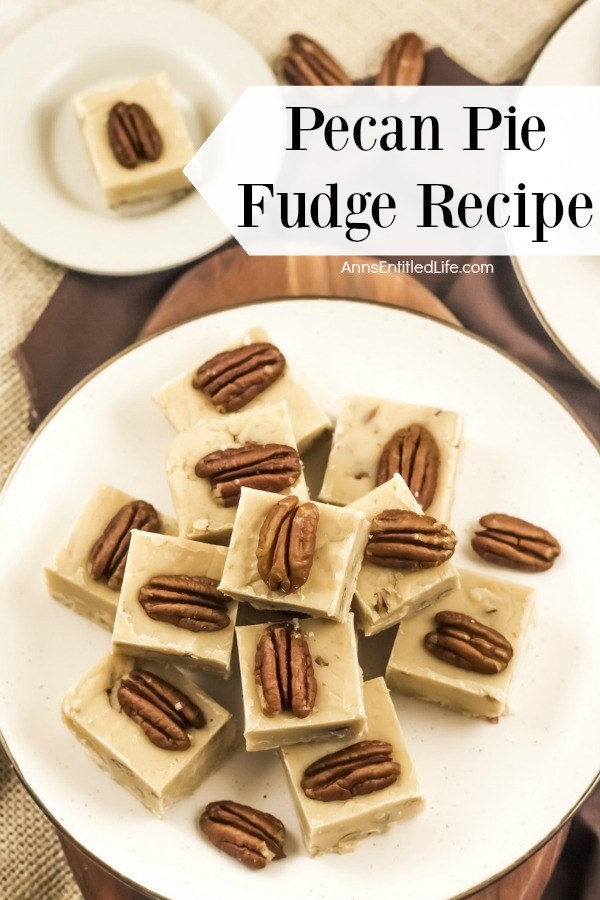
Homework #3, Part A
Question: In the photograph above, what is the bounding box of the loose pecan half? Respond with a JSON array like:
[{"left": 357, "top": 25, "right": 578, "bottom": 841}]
[
  {"left": 256, "top": 495, "right": 319, "bottom": 592},
  {"left": 107, "top": 102, "right": 162, "bottom": 169},
  {"left": 200, "top": 800, "right": 286, "bottom": 869},
  {"left": 138, "top": 575, "right": 229, "bottom": 632},
  {"left": 195, "top": 442, "right": 301, "bottom": 507},
  {"left": 472, "top": 513, "right": 561, "bottom": 572},
  {"left": 88, "top": 500, "right": 159, "bottom": 590},
  {"left": 376, "top": 33, "right": 425, "bottom": 86},
  {"left": 254, "top": 623, "right": 317, "bottom": 719},
  {"left": 280, "top": 33, "right": 352, "bottom": 86},
  {"left": 366, "top": 508, "right": 456, "bottom": 570},
  {"left": 424, "top": 610, "right": 513, "bottom": 675},
  {"left": 192, "top": 342, "right": 285, "bottom": 413},
  {"left": 301, "top": 740, "right": 400, "bottom": 802},
  {"left": 376, "top": 424, "right": 439, "bottom": 511},
  {"left": 117, "top": 669, "right": 205, "bottom": 751}
]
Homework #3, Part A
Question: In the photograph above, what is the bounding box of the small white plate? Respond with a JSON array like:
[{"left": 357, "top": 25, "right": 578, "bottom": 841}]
[
  {"left": 515, "top": 0, "right": 600, "bottom": 388},
  {"left": 0, "top": 0, "right": 274, "bottom": 275},
  {"left": 1, "top": 299, "right": 599, "bottom": 900}
]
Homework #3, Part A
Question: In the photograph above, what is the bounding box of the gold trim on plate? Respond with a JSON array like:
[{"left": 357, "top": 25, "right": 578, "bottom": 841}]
[
  {"left": 0, "top": 297, "right": 598, "bottom": 900},
  {"left": 511, "top": 255, "right": 600, "bottom": 391},
  {"left": 514, "top": 0, "right": 600, "bottom": 393}
]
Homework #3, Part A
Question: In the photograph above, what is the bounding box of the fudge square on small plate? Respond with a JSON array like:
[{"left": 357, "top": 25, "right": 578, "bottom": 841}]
[
  {"left": 385, "top": 567, "right": 535, "bottom": 720},
  {"left": 349, "top": 474, "right": 459, "bottom": 635},
  {"left": 319, "top": 394, "right": 463, "bottom": 523},
  {"left": 236, "top": 616, "right": 366, "bottom": 752},
  {"left": 74, "top": 73, "right": 195, "bottom": 208},
  {"left": 154, "top": 327, "right": 331, "bottom": 452},
  {"left": 280, "top": 677, "right": 423, "bottom": 855},
  {"left": 44, "top": 484, "right": 176, "bottom": 630},
  {"left": 219, "top": 488, "right": 369, "bottom": 621},
  {"left": 166, "top": 401, "right": 309, "bottom": 542},
  {"left": 112, "top": 530, "right": 238, "bottom": 677},
  {"left": 62, "top": 653, "right": 236, "bottom": 816}
]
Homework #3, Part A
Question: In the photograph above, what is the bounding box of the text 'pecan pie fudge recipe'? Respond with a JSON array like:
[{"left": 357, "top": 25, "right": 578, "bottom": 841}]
[{"left": 48, "top": 323, "right": 558, "bottom": 869}]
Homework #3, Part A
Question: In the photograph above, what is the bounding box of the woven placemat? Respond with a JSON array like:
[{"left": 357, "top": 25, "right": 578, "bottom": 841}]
[{"left": 0, "top": 1, "right": 582, "bottom": 898}]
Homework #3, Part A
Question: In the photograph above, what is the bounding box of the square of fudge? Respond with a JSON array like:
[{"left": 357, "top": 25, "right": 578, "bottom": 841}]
[
  {"left": 62, "top": 653, "right": 236, "bottom": 816},
  {"left": 74, "top": 73, "right": 194, "bottom": 207},
  {"left": 219, "top": 488, "right": 369, "bottom": 621},
  {"left": 385, "top": 568, "right": 535, "bottom": 720},
  {"left": 112, "top": 531, "right": 238, "bottom": 676},
  {"left": 166, "top": 402, "right": 309, "bottom": 542},
  {"left": 236, "top": 616, "right": 366, "bottom": 752},
  {"left": 44, "top": 484, "right": 176, "bottom": 630},
  {"left": 319, "top": 394, "right": 463, "bottom": 522},
  {"left": 348, "top": 474, "right": 459, "bottom": 635},
  {"left": 154, "top": 327, "right": 331, "bottom": 452},
  {"left": 280, "top": 677, "right": 423, "bottom": 855}
]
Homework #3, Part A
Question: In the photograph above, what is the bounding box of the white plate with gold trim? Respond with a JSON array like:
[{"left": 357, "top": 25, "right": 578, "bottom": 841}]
[
  {"left": 0, "top": 300, "right": 599, "bottom": 900},
  {"left": 0, "top": 0, "right": 274, "bottom": 275},
  {"left": 515, "top": 0, "right": 600, "bottom": 388}
]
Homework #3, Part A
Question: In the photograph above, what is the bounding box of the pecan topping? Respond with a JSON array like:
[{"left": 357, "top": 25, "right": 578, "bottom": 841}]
[
  {"left": 138, "top": 575, "right": 229, "bottom": 632},
  {"left": 107, "top": 102, "right": 162, "bottom": 169},
  {"left": 200, "top": 801, "right": 286, "bottom": 869},
  {"left": 88, "top": 500, "right": 159, "bottom": 590},
  {"left": 424, "top": 611, "right": 513, "bottom": 675},
  {"left": 281, "top": 33, "right": 352, "bottom": 86},
  {"left": 254, "top": 623, "right": 317, "bottom": 719},
  {"left": 472, "top": 513, "right": 561, "bottom": 572},
  {"left": 256, "top": 495, "right": 319, "bottom": 593},
  {"left": 191, "top": 342, "right": 285, "bottom": 413},
  {"left": 376, "top": 33, "right": 425, "bottom": 86},
  {"left": 301, "top": 740, "right": 400, "bottom": 802},
  {"left": 195, "top": 442, "right": 301, "bottom": 507},
  {"left": 117, "top": 669, "right": 205, "bottom": 751},
  {"left": 376, "top": 424, "right": 439, "bottom": 511},
  {"left": 366, "top": 508, "right": 456, "bottom": 570}
]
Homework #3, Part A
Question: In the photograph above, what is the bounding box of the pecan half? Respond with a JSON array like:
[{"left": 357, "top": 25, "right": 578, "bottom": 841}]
[
  {"left": 191, "top": 342, "right": 285, "bottom": 413},
  {"left": 88, "top": 500, "right": 159, "bottom": 590},
  {"left": 376, "top": 424, "right": 439, "bottom": 511},
  {"left": 107, "top": 102, "right": 162, "bottom": 169},
  {"left": 200, "top": 800, "right": 286, "bottom": 869},
  {"left": 301, "top": 740, "right": 400, "bottom": 802},
  {"left": 376, "top": 33, "right": 425, "bottom": 86},
  {"left": 195, "top": 442, "right": 301, "bottom": 507},
  {"left": 472, "top": 513, "right": 561, "bottom": 572},
  {"left": 117, "top": 669, "right": 205, "bottom": 751},
  {"left": 254, "top": 623, "right": 317, "bottom": 719},
  {"left": 138, "top": 575, "right": 229, "bottom": 632},
  {"left": 281, "top": 33, "right": 352, "bottom": 86},
  {"left": 256, "top": 495, "right": 319, "bottom": 592},
  {"left": 424, "top": 610, "right": 513, "bottom": 675},
  {"left": 366, "top": 508, "right": 456, "bottom": 570}
]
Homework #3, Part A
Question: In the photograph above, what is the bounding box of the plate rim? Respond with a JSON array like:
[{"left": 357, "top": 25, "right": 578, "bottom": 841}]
[
  {"left": 511, "top": 0, "right": 600, "bottom": 390},
  {"left": 511, "top": 255, "right": 600, "bottom": 392},
  {"left": 0, "top": 0, "right": 274, "bottom": 275},
  {"left": 1, "top": 296, "right": 598, "bottom": 900}
]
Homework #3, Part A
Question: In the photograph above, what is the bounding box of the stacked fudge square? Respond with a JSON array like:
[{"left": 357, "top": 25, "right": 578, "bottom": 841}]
[{"left": 46, "top": 326, "right": 538, "bottom": 863}]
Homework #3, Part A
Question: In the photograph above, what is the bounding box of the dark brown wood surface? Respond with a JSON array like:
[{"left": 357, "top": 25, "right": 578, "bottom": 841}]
[{"left": 60, "top": 248, "right": 567, "bottom": 899}]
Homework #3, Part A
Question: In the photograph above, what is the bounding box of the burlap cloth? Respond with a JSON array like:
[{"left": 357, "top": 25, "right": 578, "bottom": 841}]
[{"left": 0, "top": 1, "right": 585, "bottom": 898}]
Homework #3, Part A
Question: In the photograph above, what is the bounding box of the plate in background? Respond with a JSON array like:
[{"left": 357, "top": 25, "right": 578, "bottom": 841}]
[
  {"left": 515, "top": 0, "right": 600, "bottom": 388},
  {"left": 0, "top": 299, "right": 598, "bottom": 900},
  {"left": 0, "top": 0, "right": 274, "bottom": 275}
]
